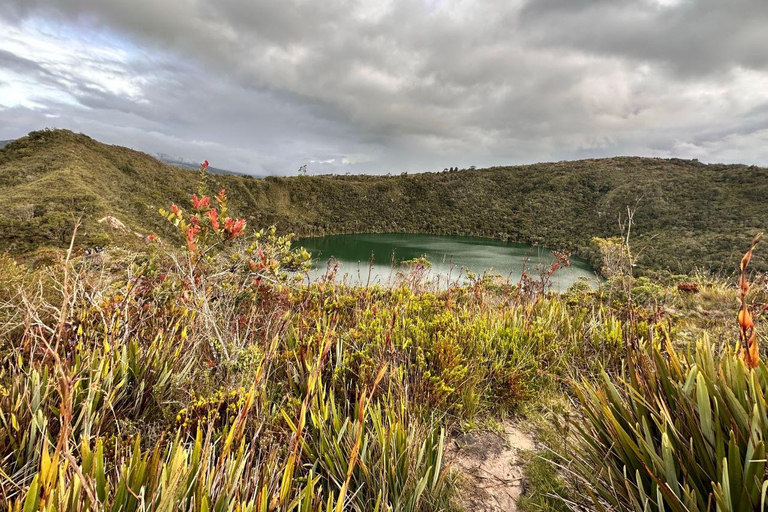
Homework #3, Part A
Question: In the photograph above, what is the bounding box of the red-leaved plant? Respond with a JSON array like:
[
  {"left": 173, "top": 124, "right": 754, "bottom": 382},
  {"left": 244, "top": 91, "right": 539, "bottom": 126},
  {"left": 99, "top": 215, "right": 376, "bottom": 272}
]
[
  {"left": 160, "top": 166, "right": 246, "bottom": 264},
  {"left": 158, "top": 161, "right": 311, "bottom": 287},
  {"left": 738, "top": 233, "right": 762, "bottom": 369}
]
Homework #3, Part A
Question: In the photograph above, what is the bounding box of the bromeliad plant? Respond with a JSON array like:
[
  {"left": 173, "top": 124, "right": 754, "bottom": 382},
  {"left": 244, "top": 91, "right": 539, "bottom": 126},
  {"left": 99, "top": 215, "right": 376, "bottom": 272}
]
[
  {"left": 571, "top": 342, "right": 768, "bottom": 512},
  {"left": 569, "top": 236, "right": 768, "bottom": 512}
]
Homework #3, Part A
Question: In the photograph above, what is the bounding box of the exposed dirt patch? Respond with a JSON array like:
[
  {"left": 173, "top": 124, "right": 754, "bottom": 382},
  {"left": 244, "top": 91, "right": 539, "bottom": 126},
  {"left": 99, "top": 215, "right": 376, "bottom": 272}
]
[
  {"left": 447, "top": 421, "right": 535, "bottom": 512},
  {"left": 98, "top": 215, "right": 127, "bottom": 231}
]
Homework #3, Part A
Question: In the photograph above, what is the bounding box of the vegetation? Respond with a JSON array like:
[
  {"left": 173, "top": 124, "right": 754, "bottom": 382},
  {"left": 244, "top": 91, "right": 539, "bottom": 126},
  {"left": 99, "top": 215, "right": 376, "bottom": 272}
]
[
  {"left": 2, "top": 129, "right": 768, "bottom": 274},
  {"left": 570, "top": 342, "right": 768, "bottom": 511},
  {"left": 3, "top": 139, "right": 768, "bottom": 511}
]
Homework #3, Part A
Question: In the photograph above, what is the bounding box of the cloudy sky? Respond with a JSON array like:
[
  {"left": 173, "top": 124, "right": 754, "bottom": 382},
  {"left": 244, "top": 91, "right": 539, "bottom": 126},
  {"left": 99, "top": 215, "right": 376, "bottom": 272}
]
[{"left": 1, "top": 0, "right": 768, "bottom": 175}]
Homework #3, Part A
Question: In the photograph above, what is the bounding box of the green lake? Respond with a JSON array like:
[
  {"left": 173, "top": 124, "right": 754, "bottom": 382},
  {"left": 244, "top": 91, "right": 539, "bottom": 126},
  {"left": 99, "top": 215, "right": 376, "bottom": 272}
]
[{"left": 299, "top": 233, "right": 596, "bottom": 291}]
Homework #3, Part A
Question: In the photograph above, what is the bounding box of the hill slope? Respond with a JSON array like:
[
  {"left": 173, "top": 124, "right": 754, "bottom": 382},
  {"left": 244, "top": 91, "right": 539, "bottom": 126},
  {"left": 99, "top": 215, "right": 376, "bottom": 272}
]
[{"left": 1, "top": 128, "right": 766, "bottom": 274}]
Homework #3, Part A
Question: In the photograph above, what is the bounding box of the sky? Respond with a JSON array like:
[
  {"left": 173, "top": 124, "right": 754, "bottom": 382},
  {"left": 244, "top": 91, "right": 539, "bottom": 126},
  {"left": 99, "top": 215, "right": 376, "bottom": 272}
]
[{"left": 1, "top": 0, "right": 768, "bottom": 176}]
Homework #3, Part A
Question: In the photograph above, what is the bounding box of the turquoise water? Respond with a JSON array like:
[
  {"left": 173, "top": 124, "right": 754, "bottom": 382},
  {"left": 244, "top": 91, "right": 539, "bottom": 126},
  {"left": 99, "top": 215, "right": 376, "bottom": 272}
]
[{"left": 298, "top": 233, "right": 596, "bottom": 291}]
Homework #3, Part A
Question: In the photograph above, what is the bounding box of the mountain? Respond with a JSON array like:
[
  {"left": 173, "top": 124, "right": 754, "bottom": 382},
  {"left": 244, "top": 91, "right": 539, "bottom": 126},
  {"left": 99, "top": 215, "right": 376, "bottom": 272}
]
[
  {"left": 1, "top": 128, "right": 766, "bottom": 274},
  {"left": 156, "top": 153, "right": 259, "bottom": 177},
  {"left": 0, "top": 140, "right": 12, "bottom": 149}
]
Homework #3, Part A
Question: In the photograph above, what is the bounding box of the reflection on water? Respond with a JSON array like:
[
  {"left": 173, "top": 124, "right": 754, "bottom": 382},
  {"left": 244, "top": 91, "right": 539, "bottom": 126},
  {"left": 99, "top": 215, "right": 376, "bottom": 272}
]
[{"left": 298, "top": 233, "right": 597, "bottom": 292}]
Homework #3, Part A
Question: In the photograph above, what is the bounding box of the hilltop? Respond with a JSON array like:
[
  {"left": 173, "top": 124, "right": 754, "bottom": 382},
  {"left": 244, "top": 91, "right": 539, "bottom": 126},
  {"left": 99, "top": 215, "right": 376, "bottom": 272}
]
[{"left": 1, "top": 128, "right": 766, "bottom": 274}]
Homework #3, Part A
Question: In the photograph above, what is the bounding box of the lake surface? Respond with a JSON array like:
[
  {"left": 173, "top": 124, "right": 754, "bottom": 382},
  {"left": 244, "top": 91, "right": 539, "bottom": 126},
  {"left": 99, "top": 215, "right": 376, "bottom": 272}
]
[{"left": 299, "top": 233, "right": 597, "bottom": 291}]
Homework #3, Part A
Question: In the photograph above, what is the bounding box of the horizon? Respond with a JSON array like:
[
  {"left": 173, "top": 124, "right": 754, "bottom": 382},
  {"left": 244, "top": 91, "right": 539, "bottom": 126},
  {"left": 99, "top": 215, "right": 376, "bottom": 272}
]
[
  {"left": 2, "top": 1, "right": 768, "bottom": 176},
  {"left": 5, "top": 127, "right": 740, "bottom": 178}
]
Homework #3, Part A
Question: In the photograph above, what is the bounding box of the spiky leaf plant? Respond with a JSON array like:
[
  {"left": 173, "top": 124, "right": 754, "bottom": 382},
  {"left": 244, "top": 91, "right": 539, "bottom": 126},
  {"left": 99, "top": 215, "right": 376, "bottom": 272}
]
[{"left": 571, "top": 340, "right": 768, "bottom": 512}]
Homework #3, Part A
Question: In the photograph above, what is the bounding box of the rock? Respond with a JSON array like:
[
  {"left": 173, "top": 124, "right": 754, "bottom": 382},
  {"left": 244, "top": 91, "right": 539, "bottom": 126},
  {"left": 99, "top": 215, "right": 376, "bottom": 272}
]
[{"left": 98, "top": 215, "right": 127, "bottom": 231}]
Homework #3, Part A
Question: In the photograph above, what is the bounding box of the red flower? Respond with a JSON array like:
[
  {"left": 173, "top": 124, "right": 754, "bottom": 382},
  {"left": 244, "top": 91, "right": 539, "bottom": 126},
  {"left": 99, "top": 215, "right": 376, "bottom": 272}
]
[
  {"left": 206, "top": 208, "right": 220, "bottom": 230},
  {"left": 171, "top": 204, "right": 180, "bottom": 216},
  {"left": 216, "top": 189, "right": 227, "bottom": 203},
  {"left": 224, "top": 217, "right": 246, "bottom": 239},
  {"left": 192, "top": 194, "right": 210, "bottom": 211},
  {"left": 189, "top": 216, "right": 200, "bottom": 226},
  {"left": 147, "top": 234, "right": 156, "bottom": 242},
  {"left": 202, "top": 160, "right": 209, "bottom": 170}
]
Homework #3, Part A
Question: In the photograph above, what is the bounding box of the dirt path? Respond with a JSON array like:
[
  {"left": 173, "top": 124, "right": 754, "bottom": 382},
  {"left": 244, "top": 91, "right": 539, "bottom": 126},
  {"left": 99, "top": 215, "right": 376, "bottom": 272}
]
[{"left": 446, "top": 421, "right": 535, "bottom": 512}]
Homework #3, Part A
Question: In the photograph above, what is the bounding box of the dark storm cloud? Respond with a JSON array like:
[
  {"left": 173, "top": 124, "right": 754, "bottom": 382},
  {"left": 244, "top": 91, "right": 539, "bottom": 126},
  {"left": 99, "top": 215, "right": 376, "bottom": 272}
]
[
  {"left": 519, "top": 0, "right": 768, "bottom": 76},
  {"left": 1, "top": 0, "right": 768, "bottom": 174}
]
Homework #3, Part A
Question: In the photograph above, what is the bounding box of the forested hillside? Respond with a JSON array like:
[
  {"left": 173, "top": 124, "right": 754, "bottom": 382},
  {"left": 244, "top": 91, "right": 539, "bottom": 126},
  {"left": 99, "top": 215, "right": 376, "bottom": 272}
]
[{"left": 1, "top": 128, "right": 766, "bottom": 274}]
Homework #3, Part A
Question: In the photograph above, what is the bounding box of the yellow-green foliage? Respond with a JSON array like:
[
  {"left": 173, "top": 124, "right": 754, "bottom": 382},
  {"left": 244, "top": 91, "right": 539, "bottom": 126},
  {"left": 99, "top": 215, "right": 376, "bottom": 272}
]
[
  {"left": 2, "top": 169, "right": 764, "bottom": 510},
  {"left": 174, "top": 388, "right": 251, "bottom": 434},
  {"left": 571, "top": 341, "right": 768, "bottom": 511},
  {"left": 0, "top": 231, "right": 638, "bottom": 510}
]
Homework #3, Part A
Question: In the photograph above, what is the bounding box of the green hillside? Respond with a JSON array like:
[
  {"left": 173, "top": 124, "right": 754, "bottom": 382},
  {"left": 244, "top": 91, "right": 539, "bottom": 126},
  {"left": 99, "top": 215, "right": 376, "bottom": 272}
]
[{"left": 1, "top": 128, "right": 765, "bottom": 274}]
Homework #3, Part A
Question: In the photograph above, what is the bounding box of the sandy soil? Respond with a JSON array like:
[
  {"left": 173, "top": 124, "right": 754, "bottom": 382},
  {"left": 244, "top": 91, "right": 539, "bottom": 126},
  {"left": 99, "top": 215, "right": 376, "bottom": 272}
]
[{"left": 446, "top": 421, "right": 535, "bottom": 512}]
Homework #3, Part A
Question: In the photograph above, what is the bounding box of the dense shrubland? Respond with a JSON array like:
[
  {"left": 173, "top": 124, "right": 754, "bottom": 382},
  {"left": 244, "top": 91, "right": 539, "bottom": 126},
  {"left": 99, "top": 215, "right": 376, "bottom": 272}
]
[{"left": 2, "top": 161, "right": 768, "bottom": 511}]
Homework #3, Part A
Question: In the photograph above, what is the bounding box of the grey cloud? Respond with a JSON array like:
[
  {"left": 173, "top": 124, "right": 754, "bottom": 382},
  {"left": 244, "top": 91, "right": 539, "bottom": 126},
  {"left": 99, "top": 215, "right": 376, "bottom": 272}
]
[
  {"left": 519, "top": 0, "right": 768, "bottom": 76},
  {"left": 1, "top": 0, "right": 768, "bottom": 175},
  {"left": 0, "top": 49, "right": 51, "bottom": 76}
]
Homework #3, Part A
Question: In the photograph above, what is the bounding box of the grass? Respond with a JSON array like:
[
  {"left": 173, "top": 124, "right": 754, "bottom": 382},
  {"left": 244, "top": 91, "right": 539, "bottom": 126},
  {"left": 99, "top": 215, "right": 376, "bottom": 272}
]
[
  {"left": 1, "top": 165, "right": 767, "bottom": 510},
  {"left": 517, "top": 452, "right": 570, "bottom": 512}
]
